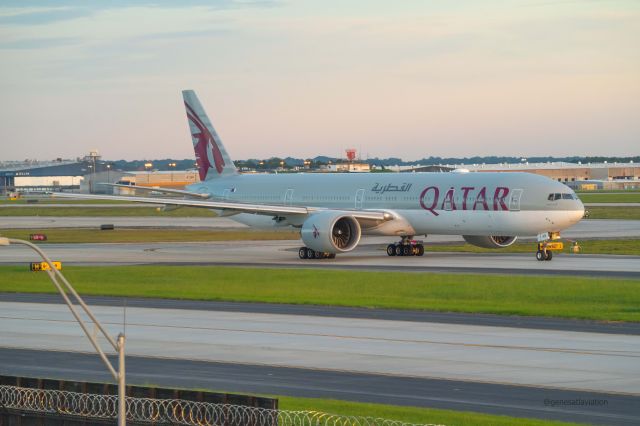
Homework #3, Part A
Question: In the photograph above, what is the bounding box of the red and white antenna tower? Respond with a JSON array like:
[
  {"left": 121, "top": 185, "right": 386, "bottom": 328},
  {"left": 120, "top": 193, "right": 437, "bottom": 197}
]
[{"left": 346, "top": 149, "right": 357, "bottom": 162}]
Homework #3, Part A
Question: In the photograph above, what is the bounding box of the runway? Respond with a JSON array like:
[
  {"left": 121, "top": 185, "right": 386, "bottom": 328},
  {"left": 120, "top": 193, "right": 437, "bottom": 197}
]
[
  {"left": 1, "top": 301, "right": 638, "bottom": 394},
  {"left": 0, "top": 300, "right": 638, "bottom": 425},
  {"left": 1, "top": 239, "right": 639, "bottom": 278}
]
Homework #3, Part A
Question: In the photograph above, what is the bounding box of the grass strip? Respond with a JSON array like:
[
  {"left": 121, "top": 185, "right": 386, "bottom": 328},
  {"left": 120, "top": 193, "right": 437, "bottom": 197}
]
[
  {"left": 578, "top": 193, "right": 640, "bottom": 203},
  {"left": 426, "top": 239, "right": 640, "bottom": 256},
  {"left": 585, "top": 206, "right": 640, "bottom": 220},
  {"left": 0, "top": 206, "right": 217, "bottom": 217},
  {"left": 0, "top": 228, "right": 299, "bottom": 243},
  {"left": 1, "top": 265, "right": 639, "bottom": 322},
  {"left": 1, "top": 228, "right": 638, "bottom": 255},
  {"left": 0, "top": 199, "right": 131, "bottom": 205},
  {"left": 279, "top": 396, "right": 587, "bottom": 426}
]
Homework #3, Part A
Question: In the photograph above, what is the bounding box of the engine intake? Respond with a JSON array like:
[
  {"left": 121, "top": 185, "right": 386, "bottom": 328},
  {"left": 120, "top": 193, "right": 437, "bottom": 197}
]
[
  {"left": 463, "top": 235, "right": 517, "bottom": 249},
  {"left": 301, "top": 212, "right": 362, "bottom": 253}
]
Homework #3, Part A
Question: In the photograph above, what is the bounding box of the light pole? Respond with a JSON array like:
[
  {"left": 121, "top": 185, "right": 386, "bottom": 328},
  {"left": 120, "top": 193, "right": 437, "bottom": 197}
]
[
  {"left": 0, "top": 237, "right": 127, "bottom": 426},
  {"left": 106, "top": 164, "right": 112, "bottom": 184},
  {"left": 168, "top": 162, "right": 176, "bottom": 182},
  {"left": 88, "top": 164, "right": 93, "bottom": 193}
]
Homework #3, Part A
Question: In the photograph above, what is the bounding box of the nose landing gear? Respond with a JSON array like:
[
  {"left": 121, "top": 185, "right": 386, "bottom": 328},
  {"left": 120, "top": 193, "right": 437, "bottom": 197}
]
[
  {"left": 387, "top": 236, "right": 425, "bottom": 257},
  {"left": 536, "top": 236, "right": 563, "bottom": 261}
]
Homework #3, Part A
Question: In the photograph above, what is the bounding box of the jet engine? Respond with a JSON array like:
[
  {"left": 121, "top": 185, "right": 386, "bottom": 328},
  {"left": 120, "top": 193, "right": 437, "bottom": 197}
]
[
  {"left": 301, "top": 212, "right": 362, "bottom": 253},
  {"left": 462, "top": 235, "right": 517, "bottom": 249}
]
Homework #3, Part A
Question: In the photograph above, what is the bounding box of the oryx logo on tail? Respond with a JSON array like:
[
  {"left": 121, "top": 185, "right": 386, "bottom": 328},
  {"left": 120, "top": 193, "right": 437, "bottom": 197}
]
[
  {"left": 182, "top": 90, "right": 237, "bottom": 181},
  {"left": 185, "top": 102, "right": 225, "bottom": 179}
]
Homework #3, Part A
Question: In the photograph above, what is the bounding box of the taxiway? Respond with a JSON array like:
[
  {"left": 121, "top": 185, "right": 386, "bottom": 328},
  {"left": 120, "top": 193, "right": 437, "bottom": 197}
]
[
  {"left": 0, "top": 239, "right": 638, "bottom": 278},
  {"left": 0, "top": 300, "right": 639, "bottom": 425}
]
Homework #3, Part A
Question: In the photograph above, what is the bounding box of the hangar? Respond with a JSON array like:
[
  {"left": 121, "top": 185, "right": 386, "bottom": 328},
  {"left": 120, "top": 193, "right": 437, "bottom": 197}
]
[{"left": 0, "top": 159, "right": 89, "bottom": 194}]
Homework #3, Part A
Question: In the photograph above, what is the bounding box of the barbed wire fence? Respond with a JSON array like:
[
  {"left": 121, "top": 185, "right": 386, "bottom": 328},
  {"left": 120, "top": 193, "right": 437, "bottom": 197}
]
[{"left": 0, "top": 385, "right": 445, "bottom": 426}]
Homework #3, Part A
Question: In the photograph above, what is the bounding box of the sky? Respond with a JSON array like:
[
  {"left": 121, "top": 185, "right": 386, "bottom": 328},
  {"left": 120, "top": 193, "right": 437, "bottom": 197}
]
[{"left": 0, "top": 0, "right": 639, "bottom": 161}]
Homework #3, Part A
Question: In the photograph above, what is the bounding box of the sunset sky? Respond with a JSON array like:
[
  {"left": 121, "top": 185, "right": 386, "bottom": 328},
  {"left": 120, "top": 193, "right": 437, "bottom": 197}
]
[{"left": 1, "top": 0, "right": 638, "bottom": 161}]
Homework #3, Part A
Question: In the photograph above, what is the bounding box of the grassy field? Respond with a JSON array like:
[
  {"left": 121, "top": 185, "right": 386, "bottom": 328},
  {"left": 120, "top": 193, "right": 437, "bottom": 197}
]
[
  {"left": 1, "top": 228, "right": 638, "bottom": 255},
  {"left": 578, "top": 193, "right": 640, "bottom": 203},
  {"left": 0, "top": 206, "right": 217, "bottom": 217},
  {"left": 0, "top": 228, "right": 299, "bottom": 243},
  {"left": 585, "top": 206, "right": 640, "bottom": 220},
  {"left": 0, "top": 198, "right": 130, "bottom": 205},
  {"left": 2, "top": 205, "right": 638, "bottom": 219},
  {"left": 426, "top": 238, "right": 640, "bottom": 256},
  {"left": 2, "top": 265, "right": 639, "bottom": 322},
  {"left": 279, "top": 396, "right": 586, "bottom": 426}
]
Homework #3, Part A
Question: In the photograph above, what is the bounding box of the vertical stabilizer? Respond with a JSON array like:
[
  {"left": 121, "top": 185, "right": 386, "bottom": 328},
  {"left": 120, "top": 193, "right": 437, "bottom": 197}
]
[{"left": 182, "top": 90, "right": 237, "bottom": 180}]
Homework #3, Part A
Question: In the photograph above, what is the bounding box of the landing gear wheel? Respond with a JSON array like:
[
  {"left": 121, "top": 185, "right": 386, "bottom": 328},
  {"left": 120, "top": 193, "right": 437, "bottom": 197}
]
[
  {"left": 298, "top": 247, "right": 308, "bottom": 259},
  {"left": 395, "top": 245, "right": 403, "bottom": 256},
  {"left": 544, "top": 250, "right": 553, "bottom": 261},
  {"left": 402, "top": 245, "right": 411, "bottom": 256},
  {"left": 306, "top": 248, "right": 315, "bottom": 259},
  {"left": 387, "top": 244, "right": 396, "bottom": 256},
  {"left": 415, "top": 244, "right": 425, "bottom": 256},
  {"left": 314, "top": 250, "right": 323, "bottom": 259},
  {"left": 327, "top": 253, "right": 336, "bottom": 259},
  {"left": 536, "top": 250, "right": 545, "bottom": 261}
]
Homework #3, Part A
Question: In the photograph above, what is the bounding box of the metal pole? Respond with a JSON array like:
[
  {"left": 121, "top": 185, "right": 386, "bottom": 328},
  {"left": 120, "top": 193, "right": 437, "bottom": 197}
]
[
  {"left": 0, "top": 237, "right": 126, "bottom": 425},
  {"left": 118, "top": 333, "right": 126, "bottom": 426}
]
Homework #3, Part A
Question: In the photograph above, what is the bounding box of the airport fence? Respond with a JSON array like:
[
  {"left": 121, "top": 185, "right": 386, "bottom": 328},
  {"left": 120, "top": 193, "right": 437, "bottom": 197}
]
[{"left": 0, "top": 384, "right": 444, "bottom": 426}]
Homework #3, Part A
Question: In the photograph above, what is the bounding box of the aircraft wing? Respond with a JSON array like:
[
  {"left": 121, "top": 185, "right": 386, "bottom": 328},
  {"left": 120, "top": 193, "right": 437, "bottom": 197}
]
[{"left": 50, "top": 192, "right": 389, "bottom": 221}]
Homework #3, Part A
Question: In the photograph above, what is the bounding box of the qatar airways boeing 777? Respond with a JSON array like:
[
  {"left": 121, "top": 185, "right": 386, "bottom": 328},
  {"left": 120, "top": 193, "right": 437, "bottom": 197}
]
[{"left": 55, "top": 90, "right": 585, "bottom": 261}]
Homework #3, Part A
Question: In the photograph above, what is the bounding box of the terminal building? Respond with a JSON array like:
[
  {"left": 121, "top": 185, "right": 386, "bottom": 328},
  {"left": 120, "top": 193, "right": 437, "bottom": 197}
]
[{"left": 392, "top": 161, "right": 640, "bottom": 190}]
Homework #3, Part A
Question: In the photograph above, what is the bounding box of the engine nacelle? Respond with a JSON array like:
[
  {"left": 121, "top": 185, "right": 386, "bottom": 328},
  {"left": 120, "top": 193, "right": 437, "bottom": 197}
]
[
  {"left": 301, "top": 212, "right": 362, "bottom": 253},
  {"left": 463, "top": 235, "right": 517, "bottom": 249}
]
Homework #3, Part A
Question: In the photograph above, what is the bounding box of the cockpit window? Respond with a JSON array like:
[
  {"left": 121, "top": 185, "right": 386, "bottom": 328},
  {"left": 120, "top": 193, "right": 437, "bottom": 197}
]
[
  {"left": 562, "top": 193, "right": 574, "bottom": 200},
  {"left": 548, "top": 193, "right": 562, "bottom": 201}
]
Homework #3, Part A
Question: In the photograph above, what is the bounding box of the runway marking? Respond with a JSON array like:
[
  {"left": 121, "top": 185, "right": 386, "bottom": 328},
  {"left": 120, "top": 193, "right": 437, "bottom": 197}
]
[{"left": 2, "top": 314, "right": 639, "bottom": 359}]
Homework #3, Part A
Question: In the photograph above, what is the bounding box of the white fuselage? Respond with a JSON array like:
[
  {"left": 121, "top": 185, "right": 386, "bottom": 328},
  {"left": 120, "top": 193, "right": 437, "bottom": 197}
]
[{"left": 187, "top": 171, "right": 584, "bottom": 237}]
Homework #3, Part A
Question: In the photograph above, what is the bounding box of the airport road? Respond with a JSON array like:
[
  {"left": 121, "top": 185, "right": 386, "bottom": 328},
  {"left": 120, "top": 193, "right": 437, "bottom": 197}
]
[
  {"left": 0, "top": 239, "right": 639, "bottom": 278},
  {"left": 0, "top": 302, "right": 639, "bottom": 425},
  {"left": 1, "top": 349, "right": 639, "bottom": 426},
  {"left": 0, "top": 216, "right": 245, "bottom": 229},
  {"left": 3, "top": 292, "right": 638, "bottom": 335}
]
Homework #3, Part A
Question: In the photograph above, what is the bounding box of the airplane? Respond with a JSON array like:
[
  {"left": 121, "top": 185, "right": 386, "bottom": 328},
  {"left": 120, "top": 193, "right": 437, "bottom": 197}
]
[{"left": 54, "top": 90, "right": 585, "bottom": 261}]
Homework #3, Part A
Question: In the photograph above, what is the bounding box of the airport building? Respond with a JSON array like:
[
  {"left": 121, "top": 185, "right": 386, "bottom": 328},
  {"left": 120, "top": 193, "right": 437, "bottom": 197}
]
[
  {"left": 392, "top": 161, "right": 640, "bottom": 190},
  {"left": 100, "top": 170, "right": 199, "bottom": 195},
  {"left": 0, "top": 159, "right": 88, "bottom": 194}
]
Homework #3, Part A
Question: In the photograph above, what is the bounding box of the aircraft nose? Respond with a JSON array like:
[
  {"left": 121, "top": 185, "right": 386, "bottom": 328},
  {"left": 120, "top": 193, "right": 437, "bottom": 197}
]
[{"left": 573, "top": 198, "right": 585, "bottom": 222}]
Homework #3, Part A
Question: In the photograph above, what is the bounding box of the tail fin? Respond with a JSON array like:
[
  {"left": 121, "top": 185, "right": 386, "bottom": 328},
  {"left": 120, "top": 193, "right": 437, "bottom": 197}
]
[{"left": 182, "top": 90, "right": 237, "bottom": 180}]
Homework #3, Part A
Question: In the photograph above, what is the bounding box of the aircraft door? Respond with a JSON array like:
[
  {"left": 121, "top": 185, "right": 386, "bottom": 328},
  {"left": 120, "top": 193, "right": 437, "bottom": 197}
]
[
  {"left": 284, "top": 188, "right": 294, "bottom": 206},
  {"left": 509, "top": 189, "right": 523, "bottom": 211},
  {"left": 355, "top": 189, "right": 365, "bottom": 210}
]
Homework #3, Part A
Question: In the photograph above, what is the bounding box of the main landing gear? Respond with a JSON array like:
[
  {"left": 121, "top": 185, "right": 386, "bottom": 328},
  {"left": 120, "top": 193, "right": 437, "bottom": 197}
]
[
  {"left": 387, "top": 237, "right": 425, "bottom": 257},
  {"left": 298, "top": 247, "right": 336, "bottom": 260}
]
